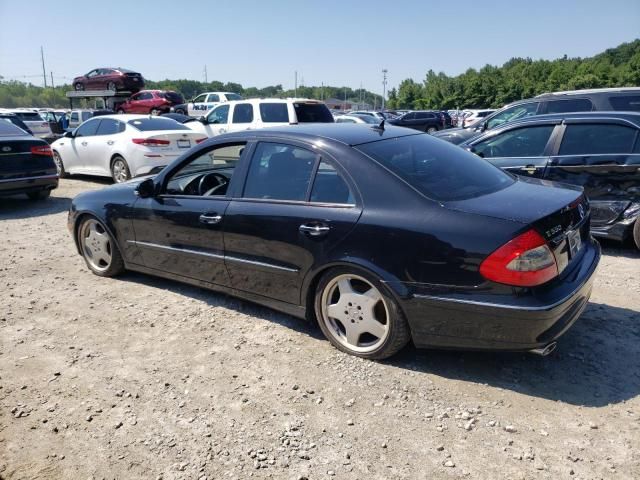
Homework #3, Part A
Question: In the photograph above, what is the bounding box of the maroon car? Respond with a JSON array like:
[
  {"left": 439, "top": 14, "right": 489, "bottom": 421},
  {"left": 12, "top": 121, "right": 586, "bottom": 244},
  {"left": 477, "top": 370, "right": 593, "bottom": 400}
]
[
  {"left": 72, "top": 68, "right": 145, "bottom": 93},
  {"left": 116, "top": 90, "right": 185, "bottom": 115}
]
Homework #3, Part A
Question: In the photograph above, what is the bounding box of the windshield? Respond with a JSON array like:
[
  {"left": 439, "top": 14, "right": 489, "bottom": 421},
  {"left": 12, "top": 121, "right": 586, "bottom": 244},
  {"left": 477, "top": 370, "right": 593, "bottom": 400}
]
[
  {"left": 127, "top": 118, "right": 190, "bottom": 131},
  {"left": 355, "top": 134, "right": 514, "bottom": 201}
]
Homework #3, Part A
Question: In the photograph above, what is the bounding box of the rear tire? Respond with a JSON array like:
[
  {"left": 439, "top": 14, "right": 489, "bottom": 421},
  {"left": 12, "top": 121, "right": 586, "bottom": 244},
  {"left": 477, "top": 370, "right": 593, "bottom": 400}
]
[
  {"left": 150, "top": 108, "right": 160, "bottom": 116},
  {"left": 27, "top": 189, "right": 51, "bottom": 200},
  {"left": 77, "top": 216, "right": 125, "bottom": 277},
  {"left": 53, "top": 151, "right": 68, "bottom": 178},
  {"left": 111, "top": 156, "right": 131, "bottom": 183},
  {"left": 633, "top": 218, "right": 640, "bottom": 251},
  {"left": 117, "top": 109, "right": 125, "bottom": 114},
  {"left": 314, "top": 266, "right": 411, "bottom": 360},
  {"left": 175, "top": 108, "right": 185, "bottom": 115}
]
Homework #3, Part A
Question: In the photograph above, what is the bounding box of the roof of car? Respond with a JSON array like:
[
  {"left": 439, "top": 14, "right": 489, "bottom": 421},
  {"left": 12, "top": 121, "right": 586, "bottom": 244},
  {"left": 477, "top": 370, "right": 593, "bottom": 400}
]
[
  {"left": 229, "top": 123, "right": 422, "bottom": 146},
  {"left": 535, "top": 87, "right": 640, "bottom": 97}
]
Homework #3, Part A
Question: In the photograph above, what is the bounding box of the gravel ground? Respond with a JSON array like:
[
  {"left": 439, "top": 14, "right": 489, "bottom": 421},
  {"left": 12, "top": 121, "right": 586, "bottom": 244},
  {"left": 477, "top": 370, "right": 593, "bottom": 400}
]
[{"left": 1, "top": 178, "right": 639, "bottom": 480}]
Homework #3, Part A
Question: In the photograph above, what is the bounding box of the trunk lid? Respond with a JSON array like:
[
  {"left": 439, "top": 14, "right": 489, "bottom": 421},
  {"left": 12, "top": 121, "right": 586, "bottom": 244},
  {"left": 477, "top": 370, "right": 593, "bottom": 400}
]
[
  {"left": 445, "top": 176, "right": 590, "bottom": 273},
  {"left": 0, "top": 137, "right": 56, "bottom": 179}
]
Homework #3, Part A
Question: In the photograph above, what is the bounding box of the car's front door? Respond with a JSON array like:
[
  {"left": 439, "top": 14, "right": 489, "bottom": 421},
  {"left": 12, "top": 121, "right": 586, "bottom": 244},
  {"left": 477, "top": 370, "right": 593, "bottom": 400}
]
[
  {"left": 547, "top": 120, "right": 640, "bottom": 226},
  {"left": 188, "top": 94, "right": 208, "bottom": 117},
  {"left": 67, "top": 118, "right": 101, "bottom": 173},
  {"left": 202, "top": 104, "right": 230, "bottom": 136},
  {"left": 90, "top": 118, "right": 125, "bottom": 176},
  {"left": 223, "top": 141, "right": 362, "bottom": 305},
  {"left": 131, "top": 142, "right": 248, "bottom": 285},
  {"left": 470, "top": 123, "right": 559, "bottom": 178}
]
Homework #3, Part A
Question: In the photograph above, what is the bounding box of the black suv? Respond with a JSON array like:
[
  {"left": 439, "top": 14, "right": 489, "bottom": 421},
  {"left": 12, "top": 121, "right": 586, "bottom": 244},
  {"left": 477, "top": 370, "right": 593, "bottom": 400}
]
[
  {"left": 388, "top": 110, "right": 446, "bottom": 133},
  {"left": 434, "top": 87, "right": 640, "bottom": 144},
  {"left": 461, "top": 111, "right": 640, "bottom": 249}
]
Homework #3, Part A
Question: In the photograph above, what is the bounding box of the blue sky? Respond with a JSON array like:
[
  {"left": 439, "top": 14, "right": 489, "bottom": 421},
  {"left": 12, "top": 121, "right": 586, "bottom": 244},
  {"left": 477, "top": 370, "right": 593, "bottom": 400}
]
[{"left": 0, "top": 0, "right": 638, "bottom": 94}]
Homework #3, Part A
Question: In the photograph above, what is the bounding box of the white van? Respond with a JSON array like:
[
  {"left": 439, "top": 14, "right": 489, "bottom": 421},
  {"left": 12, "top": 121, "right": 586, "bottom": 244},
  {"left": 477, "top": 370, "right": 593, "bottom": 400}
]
[{"left": 185, "top": 98, "right": 334, "bottom": 137}]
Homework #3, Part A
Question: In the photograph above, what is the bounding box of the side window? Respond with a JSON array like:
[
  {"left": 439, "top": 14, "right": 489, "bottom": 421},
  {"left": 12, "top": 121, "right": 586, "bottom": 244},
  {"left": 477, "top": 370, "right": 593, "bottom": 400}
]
[
  {"left": 75, "top": 119, "right": 100, "bottom": 137},
  {"left": 473, "top": 125, "right": 555, "bottom": 158},
  {"left": 559, "top": 124, "right": 637, "bottom": 155},
  {"left": 192, "top": 94, "right": 207, "bottom": 103},
  {"left": 207, "top": 94, "right": 220, "bottom": 103},
  {"left": 610, "top": 95, "right": 640, "bottom": 112},
  {"left": 70, "top": 112, "right": 79, "bottom": 122},
  {"left": 486, "top": 103, "right": 539, "bottom": 130},
  {"left": 416, "top": 112, "right": 429, "bottom": 119},
  {"left": 403, "top": 112, "right": 416, "bottom": 120},
  {"left": 545, "top": 99, "right": 593, "bottom": 114},
  {"left": 165, "top": 143, "right": 246, "bottom": 196},
  {"left": 243, "top": 142, "right": 317, "bottom": 201},
  {"left": 310, "top": 161, "right": 354, "bottom": 204},
  {"left": 232, "top": 104, "right": 254, "bottom": 124},
  {"left": 139, "top": 92, "right": 153, "bottom": 100},
  {"left": 259, "top": 103, "right": 289, "bottom": 123},
  {"left": 86, "top": 70, "right": 98, "bottom": 77},
  {"left": 130, "top": 93, "right": 141, "bottom": 101},
  {"left": 96, "top": 119, "right": 123, "bottom": 136},
  {"left": 207, "top": 104, "right": 230, "bottom": 124}
]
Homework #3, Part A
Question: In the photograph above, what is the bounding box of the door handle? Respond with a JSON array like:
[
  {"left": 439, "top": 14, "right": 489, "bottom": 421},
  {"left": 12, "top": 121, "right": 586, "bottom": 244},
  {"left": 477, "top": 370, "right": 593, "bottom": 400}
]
[
  {"left": 299, "top": 223, "right": 330, "bottom": 236},
  {"left": 107, "top": 140, "right": 114, "bottom": 145},
  {"left": 521, "top": 165, "right": 537, "bottom": 174},
  {"left": 199, "top": 213, "right": 222, "bottom": 225},
  {"left": 81, "top": 141, "right": 88, "bottom": 146}
]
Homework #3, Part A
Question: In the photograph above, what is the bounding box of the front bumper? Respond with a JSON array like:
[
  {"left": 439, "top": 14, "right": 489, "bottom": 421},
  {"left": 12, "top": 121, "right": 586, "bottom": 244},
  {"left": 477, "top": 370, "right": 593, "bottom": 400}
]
[
  {"left": 0, "top": 174, "right": 58, "bottom": 197},
  {"left": 400, "top": 238, "right": 601, "bottom": 351}
]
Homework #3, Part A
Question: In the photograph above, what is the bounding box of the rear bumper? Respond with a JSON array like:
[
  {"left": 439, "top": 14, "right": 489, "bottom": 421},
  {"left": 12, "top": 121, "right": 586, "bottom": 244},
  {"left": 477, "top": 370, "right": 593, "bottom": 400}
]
[
  {"left": 400, "top": 238, "right": 601, "bottom": 351},
  {"left": 0, "top": 174, "right": 58, "bottom": 196}
]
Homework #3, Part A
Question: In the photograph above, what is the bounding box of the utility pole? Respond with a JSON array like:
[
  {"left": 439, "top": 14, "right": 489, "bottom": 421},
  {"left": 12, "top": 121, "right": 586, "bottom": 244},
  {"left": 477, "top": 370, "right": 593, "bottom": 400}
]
[
  {"left": 40, "top": 46, "right": 47, "bottom": 88},
  {"left": 381, "top": 69, "right": 388, "bottom": 110},
  {"left": 204, "top": 65, "right": 208, "bottom": 83},
  {"left": 359, "top": 82, "right": 363, "bottom": 109},
  {"left": 50, "top": 72, "right": 54, "bottom": 88},
  {"left": 321, "top": 82, "right": 324, "bottom": 101},
  {"left": 343, "top": 87, "right": 347, "bottom": 110},
  {"left": 294, "top": 71, "right": 298, "bottom": 98}
]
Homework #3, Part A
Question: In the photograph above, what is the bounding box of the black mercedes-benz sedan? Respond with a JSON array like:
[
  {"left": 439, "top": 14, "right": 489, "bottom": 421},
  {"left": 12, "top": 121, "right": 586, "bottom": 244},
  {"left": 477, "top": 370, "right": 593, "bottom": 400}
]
[
  {"left": 0, "top": 120, "right": 58, "bottom": 200},
  {"left": 67, "top": 124, "right": 600, "bottom": 359}
]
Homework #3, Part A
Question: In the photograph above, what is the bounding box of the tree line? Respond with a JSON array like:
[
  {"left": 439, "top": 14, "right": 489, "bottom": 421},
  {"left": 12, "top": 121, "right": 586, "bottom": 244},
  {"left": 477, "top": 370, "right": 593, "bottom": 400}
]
[
  {"left": 0, "top": 77, "right": 382, "bottom": 109},
  {"left": 0, "top": 39, "right": 637, "bottom": 110},
  {"left": 386, "top": 39, "right": 640, "bottom": 110}
]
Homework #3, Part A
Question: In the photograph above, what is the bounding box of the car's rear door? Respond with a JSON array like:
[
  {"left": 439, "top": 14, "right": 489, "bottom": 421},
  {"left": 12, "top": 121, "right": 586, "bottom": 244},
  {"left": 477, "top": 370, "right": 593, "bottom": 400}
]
[
  {"left": 223, "top": 140, "right": 362, "bottom": 305},
  {"left": 546, "top": 119, "right": 640, "bottom": 226},
  {"left": 226, "top": 103, "right": 256, "bottom": 134},
  {"left": 469, "top": 122, "right": 560, "bottom": 178}
]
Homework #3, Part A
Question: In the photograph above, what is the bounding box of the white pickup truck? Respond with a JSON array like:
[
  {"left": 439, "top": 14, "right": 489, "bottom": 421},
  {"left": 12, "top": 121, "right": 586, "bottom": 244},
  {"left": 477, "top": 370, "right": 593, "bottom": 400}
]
[{"left": 171, "top": 92, "right": 243, "bottom": 117}]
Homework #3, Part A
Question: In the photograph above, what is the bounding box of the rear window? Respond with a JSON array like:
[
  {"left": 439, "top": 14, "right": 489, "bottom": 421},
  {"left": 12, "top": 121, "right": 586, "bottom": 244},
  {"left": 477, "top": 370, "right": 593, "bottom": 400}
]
[
  {"left": 0, "top": 120, "right": 28, "bottom": 136},
  {"left": 356, "top": 134, "right": 514, "bottom": 201},
  {"left": 545, "top": 98, "right": 593, "bottom": 114},
  {"left": 259, "top": 103, "right": 289, "bottom": 123},
  {"left": 559, "top": 124, "right": 637, "bottom": 155},
  {"left": 12, "top": 111, "right": 44, "bottom": 121},
  {"left": 293, "top": 103, "right": 334, "bottom": 123},
  {"left": 609, "top": 95, "right": 640, "bottom": 111},
  {"left": 127, "top": 118, "right": 189, "bottom": 131},
  {"left": 161, "top": 92, "right": 184, "bottom": 104}
]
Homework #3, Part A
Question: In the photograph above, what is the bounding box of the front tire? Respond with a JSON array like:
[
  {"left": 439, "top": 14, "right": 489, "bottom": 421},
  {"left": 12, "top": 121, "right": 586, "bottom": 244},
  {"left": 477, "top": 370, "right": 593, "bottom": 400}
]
[
  {"left": 111, "top": 156, "right": 131, "bottom": 183},
  {"left": 150, "top": 108, "right": 160, "bottom": 116},
  {"left": 53, "top": 151, "right": 68, "bottom": 178},
  {"left": 174, "top": 108, "right": 185, "bottom": 115},
  {"left": 426, "top": 126, "right": 438, "bottom": 134},
  {"left": 117, "top": 109, "right": 125, "bottom": 114},
  {"left": 107, "top": 81, "right": 116, "bottom": 91},
  {"left": 633, "top": 218, "right": 640, "bottom": 251},
  {"left": 27, "top": 189, "right": 51, "bottom": 200},
  {"left": 77, "top": 217, "right": 125, "bottom": 277},
  {"left": 314, "top": 267, "right": 411, "bottom": 360},
  {"left": 74, "top": 82, "right": 84, "bottom": 91}
]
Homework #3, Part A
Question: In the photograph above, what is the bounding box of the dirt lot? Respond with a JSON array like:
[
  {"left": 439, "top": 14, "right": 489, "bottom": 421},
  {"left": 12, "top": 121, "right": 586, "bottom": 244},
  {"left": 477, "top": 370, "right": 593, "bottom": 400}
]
[{"left": 1, "top": 178, "right": 639, "bottom": 480}]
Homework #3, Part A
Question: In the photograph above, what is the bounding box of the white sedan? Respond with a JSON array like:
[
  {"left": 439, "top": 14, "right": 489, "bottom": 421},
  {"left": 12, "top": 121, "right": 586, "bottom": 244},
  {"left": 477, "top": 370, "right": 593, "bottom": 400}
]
[{"left": 51, "top": 115, "right": 206, "bottom": 183}]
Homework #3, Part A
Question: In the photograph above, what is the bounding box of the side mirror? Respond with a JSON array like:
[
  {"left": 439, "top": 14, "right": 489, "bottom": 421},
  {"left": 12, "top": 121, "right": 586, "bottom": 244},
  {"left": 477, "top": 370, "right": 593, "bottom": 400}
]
[
  {"left": 198, "top": 116, "right": 206, "bottom": 123},
  {"left": 479, "top": 122, "right": 488, "bottom": 132},
  {"left": 135, "top": 178, "right": 156, "bottom": 198},
  {"left": 64, "top": 131, "right": 74, "bottom": 138}
]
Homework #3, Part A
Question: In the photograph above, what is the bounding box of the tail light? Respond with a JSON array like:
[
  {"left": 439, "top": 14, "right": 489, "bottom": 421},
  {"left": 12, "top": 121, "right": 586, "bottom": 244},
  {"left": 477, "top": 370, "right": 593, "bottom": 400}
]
[
  {"left": 30, "top": 145, "right": 53, "bottom": 156},
  {"left": 196, "top": 137, "right": 207, "bottom": 144},
  {"left": 480, "top": 229, "right": 558, "bottom": 287},
  {"left": 132, "top": 138, "right": 170, "bottom": 146}
]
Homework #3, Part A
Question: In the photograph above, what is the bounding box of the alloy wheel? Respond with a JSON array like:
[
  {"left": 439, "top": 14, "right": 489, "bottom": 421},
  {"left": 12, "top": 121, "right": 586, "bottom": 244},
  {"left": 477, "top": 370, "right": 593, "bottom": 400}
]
[
  {"left": 107, "top": 81, "right": 116, "bottom": 91},
  {"left": 320, "top": 274, "right": 390, "bottom": 354},
  {"left": 53, "top": 152, "right": 64, "bottom": 176},
  {"left": 111, "top": 159, "right": 129, "bottom": 183},
  {"left": 80, "top": 219, "right": 112, "bottom": 272}
]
